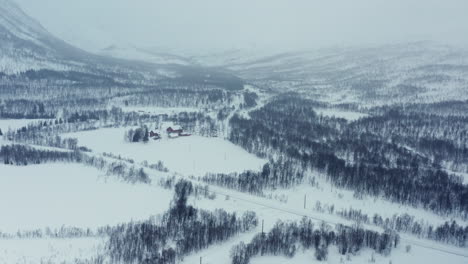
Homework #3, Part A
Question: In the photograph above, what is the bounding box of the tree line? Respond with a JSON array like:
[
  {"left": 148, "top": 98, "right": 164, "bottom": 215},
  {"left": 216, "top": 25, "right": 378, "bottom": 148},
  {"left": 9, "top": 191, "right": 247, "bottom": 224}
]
[
  {"left": 201, "top": 157, "right": 305, "bottom": 195},
  {"left": 0, "top": 144, "right": 151, "bottom": 184},
  {"left": 230, "top": 218, "right": 399, "bottom": 264},
  {"left": 338, "top": 208, "right": 468, "bottom": 248},
  {"left": 105, "top": 180, "right": 258, "bottom": 264}
]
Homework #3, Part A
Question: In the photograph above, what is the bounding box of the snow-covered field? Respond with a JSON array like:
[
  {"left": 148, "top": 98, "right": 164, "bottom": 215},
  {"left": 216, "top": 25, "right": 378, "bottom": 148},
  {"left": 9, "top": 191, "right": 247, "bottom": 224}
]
[
  {"left": 0, "top": 163, "right": 172, "bottom": 233},
  {"left": 315, "top": 108, "right": 368, "bottom": 121},
  {"left": 119, "top": 106, "right": 202, "bottom": 115},
  {"left": 268, "top": 179, "right": 468, "bottom": 226},
  {"left": 0, "top": 119, "right": 51, "bottom": 132},
  {"left": 183, "top": 186, "right": 468, "bottom": 264},
  {"left": 0, "top": 237, "right": 105, "bottom": 264},
  {"left": 249, "top": 245, "right": 468, "bottom": 264},
  {"left": 64, "top": 127, "right": 266, "bottom": 176}
]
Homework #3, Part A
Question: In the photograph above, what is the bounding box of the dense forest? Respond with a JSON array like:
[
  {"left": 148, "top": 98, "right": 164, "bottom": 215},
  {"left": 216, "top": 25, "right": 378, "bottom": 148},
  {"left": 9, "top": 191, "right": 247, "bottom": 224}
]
[
  {"left": 0, "top": 68, "right": 239, "bottom": 119},
  {"left": 228, "top": 95, "right": 468, "bottom": 217}
]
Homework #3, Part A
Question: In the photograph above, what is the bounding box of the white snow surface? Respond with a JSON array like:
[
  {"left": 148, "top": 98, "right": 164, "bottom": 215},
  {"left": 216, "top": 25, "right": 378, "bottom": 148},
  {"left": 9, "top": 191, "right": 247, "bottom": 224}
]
[
  {"left": 0, "top": 237, "right": 105, "bottom": 264},
  {"left": 0, "top": 119, "right": 51, "bottom": 132},
  {"left": 64, "top": 127, "right": 266, "bottom": 176},
  {"left": 0, "top": 163, "right": 172, "bottom": 233},
  {"left": 181, "top": 184, "right": 468, "bottom": 264},
  {"left": 120, "top": 106, "right": 201, "bottom": 115},
  {"left": 249, "top": 246, "right": 468, "bottom": 264},
  {"left": 315, "top": 108, "right": 368, "bottom": 121}
]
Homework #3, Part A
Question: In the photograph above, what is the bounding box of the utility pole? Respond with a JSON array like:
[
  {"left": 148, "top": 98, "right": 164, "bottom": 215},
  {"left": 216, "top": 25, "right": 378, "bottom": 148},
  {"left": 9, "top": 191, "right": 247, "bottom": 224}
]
[
  {"left": 200, "top": 256, "right": 202, "bottom": 264},
  {"left": 261, "top": 219, "right": 264, "bottom": 234},
  {"left": 304, "top": 194, "right": 307, "bottom": 209}
]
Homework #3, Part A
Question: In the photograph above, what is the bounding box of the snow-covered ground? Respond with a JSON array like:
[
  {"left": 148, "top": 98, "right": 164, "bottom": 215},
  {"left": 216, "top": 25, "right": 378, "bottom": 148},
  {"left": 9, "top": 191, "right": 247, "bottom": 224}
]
[
  {"left": 267, "top": 179, "right": 468, "bottom": 226},
  {"left": 0, "top": 119, "right": 51, "bottom": 132},
  {"left": 0, "top": 237, "right": 105, "bottom": 264},
  {"left": 446, "top": 169, "right": 468, "bottom": 185},
  {"left": 183, "top": 187, "right": 468, "bottom": 264},
  {"left": 119, "top": 106, "right": 202, "bottom": 115},
  {"left": 0, "top": 163, "right": 172, "bottom": 233},
  {"left": 315, "top": 108, "right": 368, "bottom": 121},
  {"left": 249, "top": 245, "right": 468, "bottom": 264},
  {"left": 64, "top": 127, "right": 266, "bottom": 176}
]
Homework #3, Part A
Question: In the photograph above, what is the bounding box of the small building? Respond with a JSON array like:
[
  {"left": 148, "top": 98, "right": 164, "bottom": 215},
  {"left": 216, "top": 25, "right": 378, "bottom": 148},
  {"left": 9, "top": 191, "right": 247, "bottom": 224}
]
[
  {"left": 166, "top": 125, "right": 183, "bottom": 134},
  {"left": 149, "top": 130, "right": 161, "bottom": 140}
]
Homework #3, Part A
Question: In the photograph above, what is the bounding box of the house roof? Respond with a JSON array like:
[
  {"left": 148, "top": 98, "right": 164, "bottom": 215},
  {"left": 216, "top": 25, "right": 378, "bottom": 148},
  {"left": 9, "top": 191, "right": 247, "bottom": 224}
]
[{"left": 167, "top": 125, "right": 182, "bottom": 130}]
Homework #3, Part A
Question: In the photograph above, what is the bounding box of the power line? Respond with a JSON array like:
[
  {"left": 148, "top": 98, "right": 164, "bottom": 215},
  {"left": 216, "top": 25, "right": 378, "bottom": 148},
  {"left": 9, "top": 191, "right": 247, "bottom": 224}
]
[
  {"left": 192, "top": 184, "right": 468, "bottom": 259},
  {"left": 108, "top": 155, "right": 468, "bottom": 259}
]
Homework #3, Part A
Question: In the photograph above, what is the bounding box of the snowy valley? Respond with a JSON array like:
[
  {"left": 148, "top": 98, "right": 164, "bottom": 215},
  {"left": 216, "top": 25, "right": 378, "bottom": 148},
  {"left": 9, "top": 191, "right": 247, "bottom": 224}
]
[{"left": 1, "top": 0, "right": 468, "bottom": 264}]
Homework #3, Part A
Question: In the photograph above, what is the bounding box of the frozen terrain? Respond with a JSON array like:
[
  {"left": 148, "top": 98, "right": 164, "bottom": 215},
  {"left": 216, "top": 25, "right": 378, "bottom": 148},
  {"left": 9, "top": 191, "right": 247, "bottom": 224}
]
[
  {"left": 0, "top": 237, "right": 105, "bottom": 264},
  {"left": 64, "top": 127, "right": 267, "bottom": 176},
  {"left": 0, "top": 119, "right": 51, "bottom": 132},
  {"left": 315, "top": 108, "right": 368, "bottom": 121},
  {"left": 181, "top": 183, "right": 468, "bottom": 264},
  {"left": 119, "top": 106, "right": 202, "bottom": 115},
  {"left": 249, "top": 246, "right": 468, "bottom": 264},
  {"left": 0, "top": 163, "right": 172, "bottom": 233}
]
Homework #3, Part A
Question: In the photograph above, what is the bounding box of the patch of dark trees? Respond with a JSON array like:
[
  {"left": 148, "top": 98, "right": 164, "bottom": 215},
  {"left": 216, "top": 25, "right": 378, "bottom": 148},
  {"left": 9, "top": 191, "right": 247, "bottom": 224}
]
[
  {"left": 121, "top": 87, "right": 233, "bottom": 108},
  {"left": 338, "top": 209, "right": 468, "bottom": 248},
  {"left": 106, "top": 180, "right": 257, "bottom": 264},
  {"left": 125, "top": 126, "right": 150, "bottom": 143},
  {"left": 228, "top": 95, "right": 468, "bottom": 217},
  {"left": 0, "top": 144, "right": 151, "bottom": 184},
  {"left": 201, "top": 157, "right": 305, "bottom": 195},
  {"left": 0, "top": 99, "right": 55, "bottom": 119},
  {"left": 1, "top": 71, "right": 240, "bottom": 120},
  {"left": 243, "top": 92, "right": 258, "bottom": 108},
  {"left": 348, "top": 109, "right": 468, "bottom": 173},
  {"left": 230, "top": 219, "right": 398, "bottom": 264},
  {"left": 369, "top": 100, "right": 468, "bottom": 117},
  {"left": 0, "top": 144, "right": 79, "bottom": 165},
  {"left": 173, "top": 66, "right": 244, "bottom": 91}
]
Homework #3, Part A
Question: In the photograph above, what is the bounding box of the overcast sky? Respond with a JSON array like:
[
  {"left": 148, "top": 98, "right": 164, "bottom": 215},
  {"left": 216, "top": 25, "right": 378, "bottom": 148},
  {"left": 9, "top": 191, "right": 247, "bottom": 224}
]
[{"left": 14, "top": 0, "right": 468, "bottom": 53}]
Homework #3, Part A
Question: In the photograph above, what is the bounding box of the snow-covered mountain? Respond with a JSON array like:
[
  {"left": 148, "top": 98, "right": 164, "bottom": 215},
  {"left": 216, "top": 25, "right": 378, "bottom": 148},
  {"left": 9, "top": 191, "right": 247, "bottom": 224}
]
[
  {"left": 98, "top": 45, "right": 192, "bottom": 66},
  {"left": 0, "top": 0, "right": 195, "bottom": 80},
  {"left": 0, "top": 0, "right": 246, "bottom": 88},
  {"left": 201, "top": 42, "right": 468, "bottom": 105},
  {"left": 0, "top": 0, "right": 60, "bottom": 73}
]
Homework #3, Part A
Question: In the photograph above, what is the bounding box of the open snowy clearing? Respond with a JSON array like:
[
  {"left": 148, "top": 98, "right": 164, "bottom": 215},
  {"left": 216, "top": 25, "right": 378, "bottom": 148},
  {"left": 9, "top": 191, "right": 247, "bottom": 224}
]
[
  {"left": 0, "top": 163, "right": 172, "bottom": 233},
  {"left": 446, "top": 169, "right": 468, "bottom": 185},
  {"left": 0, "top": 237, "right": 105, "bottom": 264},
  {"left": 0, "top": 119, "right": 51, "bottom": 132},
  {"left": 315, "top": 108, "right": 368, "bottom": 121},
  {"left": 249, "top": 245, "right": 468, "bottom": 264},
  {"left": 267, "top": 180, "right": 468, "bottom": 226},
  {"left": 64, "top": 127, "right": 266, "bottom": 176},
  {"left": 119, "top": 106, "right": 202, "bottom": 115},
  {"left": 183, "top": 186, "right": 468, "bottom": 264}
]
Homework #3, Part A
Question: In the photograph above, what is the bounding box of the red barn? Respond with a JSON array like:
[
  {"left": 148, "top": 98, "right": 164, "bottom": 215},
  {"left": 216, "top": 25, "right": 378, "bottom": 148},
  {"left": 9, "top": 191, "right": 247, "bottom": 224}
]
[{"left": 166, "top": 125, "right": 183, "bottom": 134}]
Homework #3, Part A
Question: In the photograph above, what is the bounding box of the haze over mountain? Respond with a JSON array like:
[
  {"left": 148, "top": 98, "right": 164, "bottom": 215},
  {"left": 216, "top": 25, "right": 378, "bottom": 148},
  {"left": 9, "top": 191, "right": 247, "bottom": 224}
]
[
  {"left": 2, "top": 1, "right": 468, "bottom": 264},
  {"left": 14, "top": 0, "right": 468, "bottom": 55}
]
